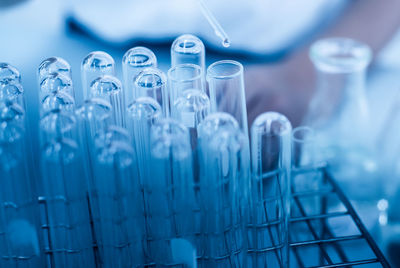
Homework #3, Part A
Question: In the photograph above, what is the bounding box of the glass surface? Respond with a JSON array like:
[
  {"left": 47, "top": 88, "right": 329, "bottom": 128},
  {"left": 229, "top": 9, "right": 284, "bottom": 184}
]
[
  {"left": 250, "top": 112, "right": 292, "bottom": 268},
  {"left": 171, "top": 34, "right": 205, "bottom": 73}
]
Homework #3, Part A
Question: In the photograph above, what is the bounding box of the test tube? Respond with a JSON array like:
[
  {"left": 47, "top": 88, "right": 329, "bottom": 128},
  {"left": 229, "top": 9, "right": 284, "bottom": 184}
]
[
  {"left": 171, "top": 34, "right": 205, "bottom": 73},
  {"left": 0, "top": 100, "right": 43, "bottom": 267},
  {"left": 90, "top": 75, "right": 125, "bottom": 127},
  {"left": 292, "top": 126, "right": 317, "bottom": 168},
  {"left": 75, "top": 98, "right": 112, "bottom": 190},
  {"left": 38, "top": 57, "right": 72, "bottom": 85},
  {"left": 0, "top": 62, "right": 21, "bottom": 84},
  {"left": 126, "top": 96, "right": 162, "bottom": 183},
  {"left": 0, "top": 82, "right": 24, "bottom": 107},
  {"left": 167, "top": 64, "right": 205, "bottom": 107},
  {"left": 249, "top": 112, "right": 292, "bottom": 267},
  {"left": 172, "top": 89, "right": 210, "bottom": 150},
  {"left": 39, "top": 72, "right": 74, "bottom": 102},
  {"left": 146, "top": 118, "right": 200, "bottom": 265},
  {"left": 207, "top": 60, "right": 248, "bottom": 136},
  {"left": 122, "top": 46, "right": 157, "bottom": 106},
  {"left": 81, "top": 51, "right": 115, "bottom": 100},
  {"left": 134, "top": 67, "right": 169, "bottom": 116},
  {"left": 197, "top": 112, "right": 250, "bottom": 266},
  {"left": 40, "top": 91, "right": 75, "bottom": 117},
  {"left": 90, "top": 140, "right": 145, "bottom": 267},
  {"left": 39, "top": 110, "right": 95, "bottom": 267}
]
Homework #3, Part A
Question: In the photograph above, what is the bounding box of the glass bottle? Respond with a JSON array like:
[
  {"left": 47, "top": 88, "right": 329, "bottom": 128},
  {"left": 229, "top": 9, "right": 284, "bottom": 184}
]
[{"left": 304, "top": 37, "right": 381, "bottom": 201}]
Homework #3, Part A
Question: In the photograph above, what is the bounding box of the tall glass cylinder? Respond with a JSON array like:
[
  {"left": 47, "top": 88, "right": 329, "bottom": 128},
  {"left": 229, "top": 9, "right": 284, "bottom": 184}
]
[
  {"left": 171, "top": 34, "right": 205, "bottom": 73},
  {"left": 0, "top": 101, "right": 43, "bottom": 267},
  {"left": 249, "top": 112, "right": 292, "bottom": 268},
  {"left": 134, "top": 67, "right": 169, "bottom": 116},
  {"left": 89, "top": 75, "right": 125, "bottom": 127},
  {"left": 207, "top": 60, "right": 248, "bottom": 136},
  {"left": 126, "top": 97, "right": 162, "bottom": 184},
  {"left": 90, "top": 140, "right": 145, "bottom": 267},
  {"left": 304, "top": 37, "right": 379, "bottom": 201},
  {"left": 168, "top": 64, "right": 205, "bottom": 107},
  {"left": 81, "top": 51, "right": 115, "bottom": 100},
  {"left": 198, "top": 112, "right": 250, "bottom": 267},
  {"left": 39, "top": 110, "right": 95, "bottom": 267},
  {"left": 146, "top": 118, "right": 199, "bottom": 265},
  {"left": 122, "top": 46, "right": 157, "bottom": 106}
]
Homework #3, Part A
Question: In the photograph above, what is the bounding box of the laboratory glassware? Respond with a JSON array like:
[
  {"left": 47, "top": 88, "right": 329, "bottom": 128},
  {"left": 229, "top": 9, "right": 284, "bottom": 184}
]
[
  {"left": 38, "top": 57, "right": 72, "bottom": 85},
  {"left": 0, "top": 62, "right": 21, "bottom": 84},
  {"left": 197, "top": 112, "right": 250, "bottom": 267},
  {"left": 39, "top": 72, "right": 74, "bottom": 102},
  {"left": 172, "top": 89, "right": 210, "bottom": 151},
  {"left": 122, "top": 46, "right": 157, "bottom": 106},
  {"left": 39, "top": 109, "right": 95, "bottom": 267},
  {"left": 292, "top": 126, "right": 317, "bottom": 168},
  {"left": 90, "top": 75, "right": 125, "bottom": 127},
  {"left": 125, "top": 96, "right": 162, "bottom": 184},
  {"left": 0, "top": 81, "right": 24, "bottom": 108},
  {"left": 207, "top": 60, "right": 248, "bottom": 136},
  {"left": 75, "top": 98, "right": 112, "bottom": 190},
  {"left": 146, "top": 118, "right": 200, "bottom": 265},
  {"left": 40, "top": 91, "right": 75, "bottom": 117},
  {"left": 0, "top": 100, "right": 43, "bottom": 267},
  {"left": 167, "top": 63, "right": 205, "bottom": 108},
  {"left": 171, "top": 34, "right": 205, "bottom": 73},
  {"left": 303, "top": 37, "right": 380, "bottom": 201},
  {"left": 90, "top": 139, "right": 144, "bottom": 267},
  {"left": 134, "top": 67, "right": 169, "bottom": 116},
  {"left": 249, "top": 112, "right": 292, "bottom": 267},
  {"left": 81, "top": 51, "right": 115, "bottom": 100}
]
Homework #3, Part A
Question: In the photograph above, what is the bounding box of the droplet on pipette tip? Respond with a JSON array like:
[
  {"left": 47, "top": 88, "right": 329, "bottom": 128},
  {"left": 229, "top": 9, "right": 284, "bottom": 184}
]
[{"left": 222, "top": 38, "right": 231, "bottom": 48}]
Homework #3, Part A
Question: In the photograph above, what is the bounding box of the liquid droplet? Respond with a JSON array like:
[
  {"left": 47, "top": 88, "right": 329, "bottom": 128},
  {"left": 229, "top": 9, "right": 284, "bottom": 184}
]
[{"left": 222, "top": 38, "right": 231, "bottom": 48}]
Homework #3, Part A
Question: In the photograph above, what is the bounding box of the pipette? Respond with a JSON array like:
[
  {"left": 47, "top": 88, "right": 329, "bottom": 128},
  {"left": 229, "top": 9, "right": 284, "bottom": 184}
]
[{"left": 197, "top": 0, "right": 231, "bottom": 47}]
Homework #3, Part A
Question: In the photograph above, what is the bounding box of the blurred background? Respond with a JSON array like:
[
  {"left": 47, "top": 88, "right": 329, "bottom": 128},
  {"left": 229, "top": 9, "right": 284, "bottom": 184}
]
[{"left": 2, "top": 0, "right": 400, "bottom": 265}]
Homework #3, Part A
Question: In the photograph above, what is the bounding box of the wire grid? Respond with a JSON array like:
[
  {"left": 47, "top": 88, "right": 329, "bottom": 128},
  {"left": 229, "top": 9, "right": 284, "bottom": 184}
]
[
  {"left": 289, "top": 164, "right": 390, "bottom": 268},
  {"left": 38, "top": 164, "right": 390, "bottom": 267}
]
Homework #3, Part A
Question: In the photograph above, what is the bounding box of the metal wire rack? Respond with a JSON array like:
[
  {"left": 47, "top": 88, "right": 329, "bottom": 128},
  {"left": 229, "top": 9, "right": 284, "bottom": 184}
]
[{"left": 289, "top": 164, "right": 390, "bottom": 267}]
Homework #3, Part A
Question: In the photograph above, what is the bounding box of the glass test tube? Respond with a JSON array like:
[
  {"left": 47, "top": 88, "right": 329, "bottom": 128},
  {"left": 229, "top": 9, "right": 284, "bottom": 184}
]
[
  {"left": 38, "top": 57, "right": 72, "bottom": 85},
  {"left": 171, "top": 34, "right": 205, "bottom": 74},
  {"left": 122, "top": 46, "right": 157, "bottom": 106},
  {"left": 76, "top": 98, "right": 112, "bottom": 191},
  {"left": 81, "top": 51, "right": 115, "bottom": 100},
  {"left": 0, "top": 100, "right": 43, "bottom": 267},
  {"left": 90, "top": 140, "right": 145, "bottom": 267},
  {"left": 126, "top": 96, "right": 162, "bottom": 184},
  {"left": 90, "top": 75, "right": 125, "bottom": 127},
  {"left": 249, "top": 112, "right": 292, "bottom": 268},
  {"left": 172, "top": 89, "right": 210, "bottom": 150},
  {"left": 167, "top": 63, "right": 205, "bottom": 108},
  {"left": 134, "top": 67, "right": 169, "bottom": 116},
  {"left": 39, "top": 72, "right": 74, "bottom": 102},
  {"left": 147, "top": 118, "right": 200, "bottom": 265},
  {"left": 39, "top": 109, "right": 95, "bottom": 267},
  {"left": 0, "top": 62, "right": 21, "bottom": 84},
  {"left": 207, "top": 60, "right": 248, "bottom": 136},
  {"left": 40, "top": 91, "right": 75, "bottom": 117},
  {"left": 0, "top": 82, "right": 25, "bottom": 108},
  {"left": 197, "top": 112, "right": 250, "bottom": 267}
]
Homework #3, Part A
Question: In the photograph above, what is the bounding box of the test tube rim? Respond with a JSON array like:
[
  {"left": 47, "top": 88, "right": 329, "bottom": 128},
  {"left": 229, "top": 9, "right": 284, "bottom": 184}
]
[
  {"left": 167, "top": 63, "right": 203, "bottom": 83},
  {"left": 126, "top": 96, "right": 162, "bottom": 120},
  {"left": 292, "top": 126, "right": 315, "bottom": 143},
  {"left": 0, "top": 62, "right": 21, "bottom": 84},
  {"left": 135, "top": 67, "right": 167, "bottom": 89},
  {"left": 206, "top": 60, "right": 243, "bottom": 80},
  {"left": 90, "top": 75, "right": 122, "bottom": 96},
  {"left": 38, "top": 56, "right": 71, "bottom": 82}
]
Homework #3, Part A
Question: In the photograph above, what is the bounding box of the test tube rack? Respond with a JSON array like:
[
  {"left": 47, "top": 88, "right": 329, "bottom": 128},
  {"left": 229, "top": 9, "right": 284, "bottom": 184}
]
[
  {"left": 33, "top": 163, "right": 390, "bottom": 267},
  {"left": 288, "top": 164, "right": 389, "bottom": 267}
]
